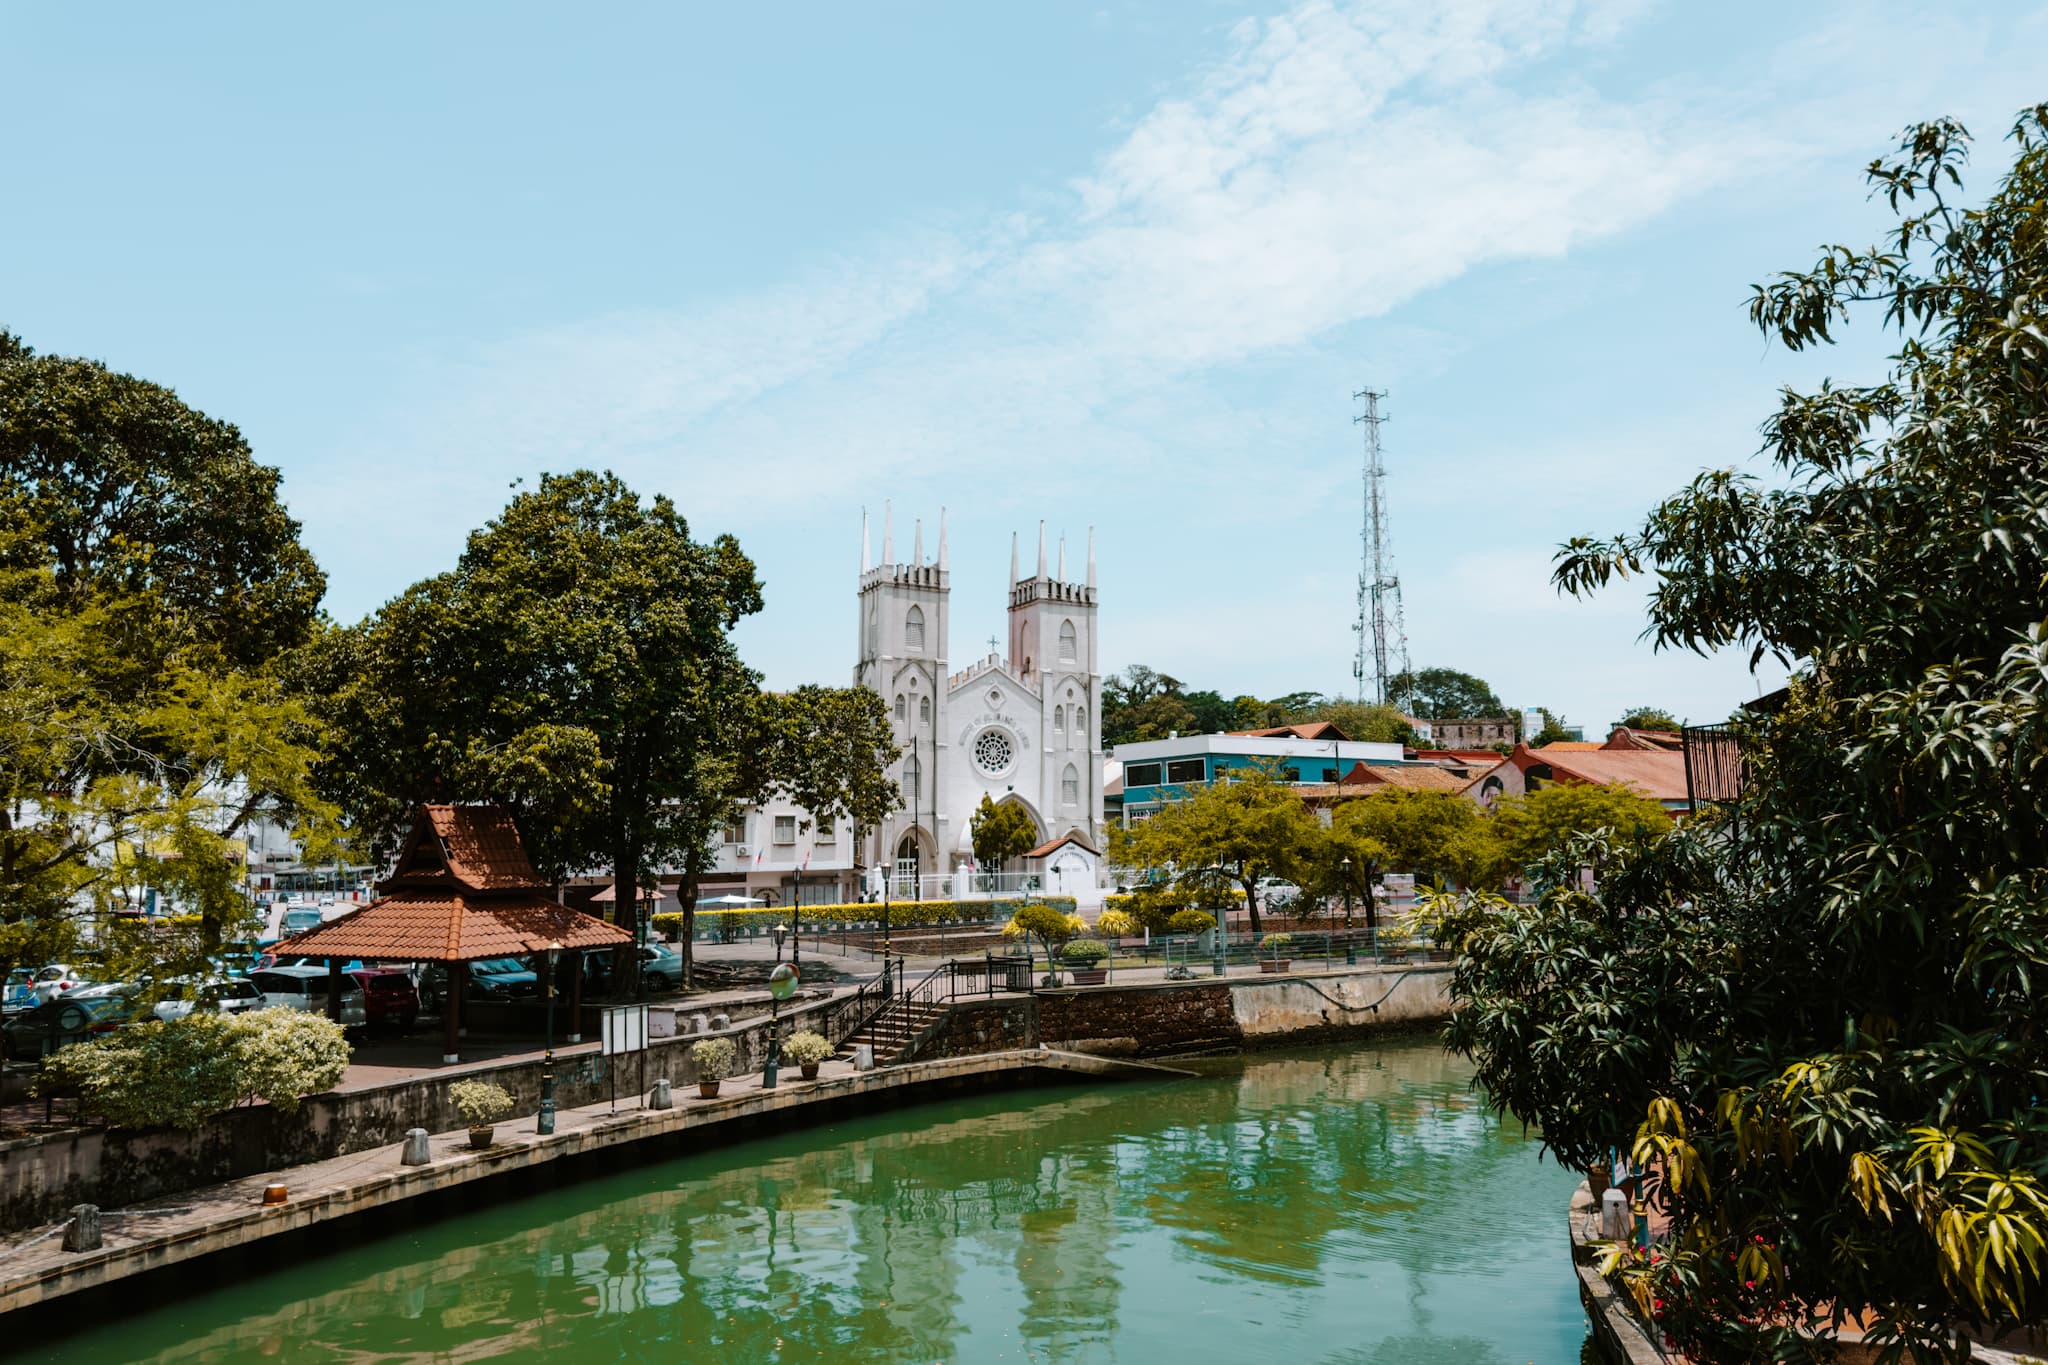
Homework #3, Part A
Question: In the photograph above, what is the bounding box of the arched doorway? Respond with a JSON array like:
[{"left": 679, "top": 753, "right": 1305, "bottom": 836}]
[{"left": 894, "top": 826, "right": 936, "bottom": 899}]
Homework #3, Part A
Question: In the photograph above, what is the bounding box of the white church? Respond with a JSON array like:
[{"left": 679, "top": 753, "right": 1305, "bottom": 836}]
[{"left": 690, "top": 507, "right": 1107, "bottom": 910}]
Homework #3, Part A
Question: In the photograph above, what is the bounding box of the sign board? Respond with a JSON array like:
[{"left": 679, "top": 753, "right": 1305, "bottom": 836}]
[{"left": 601, "top": 1003, "right": 649, "bottom": 1056}]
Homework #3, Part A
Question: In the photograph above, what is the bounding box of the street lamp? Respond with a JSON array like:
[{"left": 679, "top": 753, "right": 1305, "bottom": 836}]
[
  {"left": 1340, "top": 858, "right": 1357, "bottom": 966},
  {"left": 791, "top": 862, "right": 802, "bottom": 969},
  {"left": 766, "top": 925, "right": 790, "bottom": 1088},
  {"left": 538, "top": 938, "right": 563, "bottom": 1135}
]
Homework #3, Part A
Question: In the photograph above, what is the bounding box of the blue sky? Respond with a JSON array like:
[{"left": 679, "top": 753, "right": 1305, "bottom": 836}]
[{"left": 6, "top": 0, "right": 2045, "bottom": 731}]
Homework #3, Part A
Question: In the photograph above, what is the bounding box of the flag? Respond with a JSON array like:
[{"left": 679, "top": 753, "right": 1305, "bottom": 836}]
[{"left": 753, "top": 847, "right": 764, "bottom": 867}]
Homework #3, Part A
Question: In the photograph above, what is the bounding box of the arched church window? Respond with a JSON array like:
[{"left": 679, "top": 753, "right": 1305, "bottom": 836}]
[
  {"left": 1062, "top": 764, "right": 1080, "bottom": 805},
  {"left": 906, "top": 605, "right": 925, "bottom": 653},
  {"left": 1075, "top": 704, "right": 1088, "bottom": 738},
  {"left": 919, "top": 695, "right": 931, "bottom": 726},
  {"left": 903, "top": 752, "right": 921, "bottom": 795},
  {"left": 1054, "top": 705, "right": 1065, "bottom": 735},
  {"left": 894, "top": 693, "right": 906, "bottom": 722},
  {"left": 867, "top": 605, "right": 877, "bottom": 655},
  {"left": 1058, "top": 619, "right": 1077, "bottom": 662}
]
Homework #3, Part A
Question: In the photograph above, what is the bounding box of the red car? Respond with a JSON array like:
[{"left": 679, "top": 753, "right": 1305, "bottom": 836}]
[{"left": 347, "top": 969, "right": 421, "bottom": 1031}]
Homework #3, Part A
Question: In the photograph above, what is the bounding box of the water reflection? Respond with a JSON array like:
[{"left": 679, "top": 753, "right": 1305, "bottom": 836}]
[{"left": 36, "top": 1039, "right": 1583, "bottom": 1365}]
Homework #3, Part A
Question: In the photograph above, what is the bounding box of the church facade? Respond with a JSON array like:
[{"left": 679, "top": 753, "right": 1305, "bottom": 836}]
[{"left": 855, "top": 506, "right": 1106, "bottom": 900}]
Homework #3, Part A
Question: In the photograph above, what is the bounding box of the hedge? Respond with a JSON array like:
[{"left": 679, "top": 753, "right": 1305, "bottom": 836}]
[{"left": 651, "top": 897, "right": 1078, "bottom": 939}]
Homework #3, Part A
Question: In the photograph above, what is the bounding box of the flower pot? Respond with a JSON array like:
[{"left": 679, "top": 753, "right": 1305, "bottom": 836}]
[
  {"left": 1260, "top": 959, "right": 1291, "bottom": 974},
  {"left": 799, "top": 1061, "right": 820, "bottom": 1081},
  {"left": 1069, "top": 968, "right": 1108, "bottom": 986},
  {"left": 1588, "top": 1162, "right": 1612, "bottom": 1202},
  {"left": 467, "top": 1126, "right": 494, "bottom": 1150},
  {"left": 698, "top": 1079, "right": 722, "bottom": 1099}
]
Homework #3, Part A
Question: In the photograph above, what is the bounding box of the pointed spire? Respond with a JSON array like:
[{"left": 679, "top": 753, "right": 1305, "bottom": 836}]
[
  {"left": 938, "top": 508, "right": 949, "bottom": 570},
  {"left": 913, "top": 517, "right": 923, "bottom": 565},
  {"left": 861, "top": 507, "right": 871, "bottom": 573},
  {"left": 1037, "top": 520, "right": 1048, "bottom": 579},
  {"left": 882, "top": 500, "right": 894, "bottom": 565},
  {"left": 1087, "top": 526, "right": 1097, "bottom": 588},
  {"left": 1057, "top": 532, "right": 1067, "bottom": 581},
  {"left": 1010, "top": 530, "right": 1019, "bottom": 583}
]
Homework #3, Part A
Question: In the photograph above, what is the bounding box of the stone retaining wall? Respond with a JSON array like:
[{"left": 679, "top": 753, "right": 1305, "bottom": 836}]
[
  {"left": 917, "top": 964, "right": 1451, "bottom": 1063},
  {"left": 0, "top": 988, "right": 866, "bottom": 1232}
]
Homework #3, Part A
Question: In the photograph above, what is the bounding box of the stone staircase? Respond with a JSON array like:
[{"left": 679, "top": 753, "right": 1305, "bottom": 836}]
[{"left": 855, "top": 996, "right": 951, "bottom": 1066}]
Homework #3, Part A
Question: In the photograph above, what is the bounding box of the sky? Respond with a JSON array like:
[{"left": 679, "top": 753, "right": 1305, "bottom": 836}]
[{"left": 5, "top": 0, "right": 2046, "bottom": 732}]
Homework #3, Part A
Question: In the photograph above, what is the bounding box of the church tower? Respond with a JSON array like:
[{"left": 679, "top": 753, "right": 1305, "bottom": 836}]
[
  {"left": 1008, "top": 523, "right": 1101, "bottom": 844},
  {"left": 855, "top": 504, "right": 949, "bottom": 887}
]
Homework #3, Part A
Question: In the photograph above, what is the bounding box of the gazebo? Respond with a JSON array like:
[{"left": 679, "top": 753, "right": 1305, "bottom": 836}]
[{"left": 275, "top": 804, "right": 634, "bottom": 1062}]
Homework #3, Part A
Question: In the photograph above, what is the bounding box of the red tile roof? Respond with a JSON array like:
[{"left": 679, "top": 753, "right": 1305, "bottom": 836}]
[
  {"left": 1535, "top": 748, "right": 1689, "bottom": 801},
  {"left": 1225, "top": 722, "right": 1351, "bottom": 741},
  {"left": 1339, "top": 762, "right": 1469, "bottom": 793},
  {"left": 1025, "top": 830, "right": 1100, "bottom": 859},
  {"left": 276, "top": 891, "right": 633, "bottom": 962}
]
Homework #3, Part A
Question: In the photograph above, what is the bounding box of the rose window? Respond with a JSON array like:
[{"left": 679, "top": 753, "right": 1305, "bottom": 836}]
[{"left": 973, "top": 729, "right": 1014, "bottom": 775}]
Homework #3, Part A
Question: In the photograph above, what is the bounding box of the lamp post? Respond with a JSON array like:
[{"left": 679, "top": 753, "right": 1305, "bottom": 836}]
[
  {"left": 766, "top": 924, "right": 788, "bottom": 1087},
  {"left": 538, "top": 939, "right": 563, "bottom": 1135},
  {"left": 791, "top": 862, "right": 802, "bottom": 969},
  {"left": 1341, "top": 858, "right": 1357, "bottom": 966}
]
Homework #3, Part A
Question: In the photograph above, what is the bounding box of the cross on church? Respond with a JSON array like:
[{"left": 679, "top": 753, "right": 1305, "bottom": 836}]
[{"left": 987, "top": 634, "right": 999, "bottom": 656}]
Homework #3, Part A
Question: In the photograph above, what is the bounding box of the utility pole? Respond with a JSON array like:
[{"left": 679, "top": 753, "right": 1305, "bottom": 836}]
[{"left": 1351, "top": 388, "right": 1411, "bottom": 708}]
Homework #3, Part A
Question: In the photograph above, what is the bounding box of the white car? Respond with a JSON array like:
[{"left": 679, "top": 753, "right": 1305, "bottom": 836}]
[
  {"left": 1256, "top": 878, "right": 1302, "bottom": 908},
  {"left": 249, "top": 967, "right": 367, "bottom": 1028},
  {"left": 152, "top": 977, "right": 266, "bottom": 1022},
  {"left": 30, "top": 964, "right": 96, "bottom": 1005}
]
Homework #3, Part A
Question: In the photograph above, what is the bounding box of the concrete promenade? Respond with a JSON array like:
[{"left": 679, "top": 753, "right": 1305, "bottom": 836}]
[{"left": 0, "top": 1047, "right": 1159, "bottom": 1321}]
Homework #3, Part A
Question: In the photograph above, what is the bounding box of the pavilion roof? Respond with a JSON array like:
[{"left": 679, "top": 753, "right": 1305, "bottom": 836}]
[
  {"left": 274, "top": 890, "right": 634, "bottom": 963},
  {"left": 380, "top": 804, "right": 543, "bottom": 895}
]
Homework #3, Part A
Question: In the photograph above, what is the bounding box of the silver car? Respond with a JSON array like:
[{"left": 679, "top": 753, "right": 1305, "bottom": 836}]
[
  {"left": 249, "top": 967, "right": 368, "bottom": 1028},
  {"left": 152, "top": 977, "right": 266, "bottom": 1022}
]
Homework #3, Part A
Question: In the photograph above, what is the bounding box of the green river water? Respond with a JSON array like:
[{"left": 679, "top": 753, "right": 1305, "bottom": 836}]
[{"left": 29, "top": 1038, "right": 1588, "bottom": 1364}]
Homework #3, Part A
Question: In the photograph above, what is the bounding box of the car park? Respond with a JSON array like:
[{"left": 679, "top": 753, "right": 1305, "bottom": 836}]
[
  {"left": 2, "top": 990, "right": 136, "bottom": 1060},
  {"left": 249, "top": 967, "right": 368, "bottom": 1028},
  {"left": 29, "top": 964, "right": 96, "bottom": 1004},
  {"left": 151, "top": 977, "right": 266, "bottom": 1022},
  {"left": 348, "top": 968, "right": 421, "bottom": 1031}
]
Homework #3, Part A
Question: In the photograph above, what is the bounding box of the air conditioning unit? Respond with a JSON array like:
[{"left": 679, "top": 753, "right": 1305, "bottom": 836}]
[{"left": 733, "top": 844, "right": 749, "bottom": 857}]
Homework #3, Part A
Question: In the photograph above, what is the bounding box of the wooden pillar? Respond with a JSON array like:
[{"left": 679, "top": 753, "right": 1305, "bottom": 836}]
[
  {"left": 443, "top": 962, "right": 463, "bottom": 1064},
  {"left": 326, "top": 958, "right": 343, "bottom": 1023}
]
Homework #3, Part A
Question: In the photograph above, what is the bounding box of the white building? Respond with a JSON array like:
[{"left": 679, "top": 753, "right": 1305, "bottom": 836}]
[{"left": 688, "top": 506, "right": 1107, "bottom": 908}]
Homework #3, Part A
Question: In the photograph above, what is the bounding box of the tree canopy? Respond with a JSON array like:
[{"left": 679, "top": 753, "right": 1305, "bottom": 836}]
[
  {"left": 1386, "top": 667, "right": 1507, "bottom": 719},
  {"left": 970, "top": 795, "right": 1038, "bottom": 873},
  {"left": 1615, "top": 705, "right": 1681, "bottom": 733},
  {"left": 1109, "top": 765, "right": 1314, "bottom": 933},
  {"left": 1446, "top": 109, "right": 2048, "bottom": 1358}
]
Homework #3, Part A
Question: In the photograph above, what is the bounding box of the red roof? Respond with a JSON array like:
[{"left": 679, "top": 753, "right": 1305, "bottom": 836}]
[
  {"left": 1338, "top": 762, "right": 1469, "bottom": 793},
  {"left": 1226, "top": 721, "right": 1351, "bottom": 741},
  {"left": 277, "top": 804, "right": 633, "bottom": 962},
  {"left": 276, "top": 891, "right": 634, "bottom": 962},
  {"left": 1494, "top": 743, "right": 1691, "bottom": 803},
  {"left": 1025, "top": 830, "right": 1100, "bottom": 859}
]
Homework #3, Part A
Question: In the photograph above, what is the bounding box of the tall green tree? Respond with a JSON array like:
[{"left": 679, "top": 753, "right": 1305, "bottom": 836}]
[
  {"left": 1615, "top": 705, "right": 1680, "bottom": 733},
  {"left": 1447, "top": 109, "right": 2048, "bottom": 1359},
  {"left": 1488, "top": 782, "right": 1670, "bottom": 872},
  {"left": 1385, "top": 667, "right": 1506, "bottom": 719},
  {"left": 1336, "top": 788, "right": 1503, "bottom": 890},
  {"left": 969, "top": 795, "right": 1038, "bottom": 876},
  {"left": 1, "top": 334, "right": 339, "bottom": 980},
  {"left": 1109, "top": 765, "right": 1312, "bottom": 933}
]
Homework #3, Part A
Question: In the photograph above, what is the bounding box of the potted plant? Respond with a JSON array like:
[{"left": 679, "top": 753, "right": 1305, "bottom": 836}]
[
  {"left": 781, "top": 1029, "right": 833, "bottom": 1080},
  {"left": 1061, "top": 938, "right": 1110, "bottom": 985},
  {"left": 450, "top": 1080, "right": 514, "bottom": 1149},
  {"left": 692, "top": 1036, "right": 736, "bottom": 1097},
  {"left": 1260, "top": 932, "right": 1293, "bottom": 973},
  {"left": 1378, "top": 924, "right": 1413, "bottom": 963}
]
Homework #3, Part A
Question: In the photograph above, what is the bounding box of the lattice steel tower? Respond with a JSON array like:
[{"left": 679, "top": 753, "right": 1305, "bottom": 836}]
[{"left": 1351, "top": 387, "right": 1411, "bottom": 706}]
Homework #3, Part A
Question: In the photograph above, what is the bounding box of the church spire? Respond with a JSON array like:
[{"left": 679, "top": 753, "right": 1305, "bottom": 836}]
[
  {"left": 938, "top": 508, "right": 949, "bottom": 570},
  {"left": 860, "top": 507, "right": 870, "bottom": 573},
  {"left": 1037, "top": 521, "right": 1047, "bottom": 579},
  {"left": 1086, "top": 525, "right": 1097, "bottom": 588},
  {"left": 1057, "top": 531, "right": 1067, "bottom": 581},
  {"left": 882, "top": 500, "right": 894, "bottom": 565},
  {"left": 1010, "top": 530, "right": 1019, "bottom": 583},
  {"left": 913, "top": 517, "right": 923, "bottom": 565}
]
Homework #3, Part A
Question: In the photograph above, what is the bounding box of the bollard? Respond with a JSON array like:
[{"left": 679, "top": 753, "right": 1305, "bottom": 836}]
[
  {"left": 62, "top": 1204, "right": 101, "bottom": 1253},
  {"left": 261, "top": 1183, "right": 289, "bottom": 1207},
  {"left": 853, "top": 1044, "right": 875, "bottom": 1072},
  {"left": 1599, "top": 1188, "right": 1630, "bottom": 1241},
  {"left": 650, "top": 1078, "right": 673, "bottom": 1110},
  {"left": 689, "top": 1014, "right": 709, "bottom": 1036},
  {"left": 401, "top": 1128, "right": 432, "bottom": 1166}
]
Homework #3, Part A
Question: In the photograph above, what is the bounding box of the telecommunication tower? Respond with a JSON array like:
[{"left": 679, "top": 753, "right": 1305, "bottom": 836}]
[{"left": 1351, "top": 388, "right": 1411, "bottom": 707}]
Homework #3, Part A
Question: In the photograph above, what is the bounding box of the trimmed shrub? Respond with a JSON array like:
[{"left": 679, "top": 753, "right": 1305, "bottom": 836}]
[
  {"left": 1093, "top": 907, "right": 1138, "bottom": 938},
  {"left": 450, "top": 1079, "right": 515, "bottom": 1126},
  {"left": 654, "top": 896, "right": 1081, "bottom": 938},
  {"left": 692, "top": 1035, "right": 737, "bottom": 1079},
  {"left": 238, "top": 1008, "right": 352, "bottom": 1113},
  {"left": 1061, "top": 939, "right": 1109, "bottom": 966},
  {"left": 781, "top": 1030, "right": 833, "bottom": 1065},
  {"left": 1166, "top": 909, "right": 1217, "bottom": 935}
]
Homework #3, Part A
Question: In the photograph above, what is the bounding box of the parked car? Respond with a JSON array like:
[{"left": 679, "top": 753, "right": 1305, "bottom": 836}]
[
  {"left": 249, "top": 967, "right": 368, "bottom": 1028},
  {"left": 641, "top": 943, "right": 683, "bottom": 990},
  {"left": 29, "top": 964, "right": 96, "bottom": 1005},
  {"left": 466, "top": 957, "right": 538, "bottom": 1000},
  {"left": 2, "top": 990, "right": 137, "bottom": 1060},
  {"left": 279, "top": 906, "right": 326, "bottom": 937},
  {"left": 4, "top": 968, "right": 37, "bottom": 1012},
  {"left": 1256, "top": 877, "right": 1302, "bottom": 909},
  {"left": 348, "top": 969, "right": 421, "bottom": 1031},
  {"left": 151, "top": 977, "right": 266, "bottom": 1022}
]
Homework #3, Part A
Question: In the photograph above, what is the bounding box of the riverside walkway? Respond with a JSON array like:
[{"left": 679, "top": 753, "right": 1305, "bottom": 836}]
[{"left": 0, "top": 1047, "right": 1162, "bottom": 1321}]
